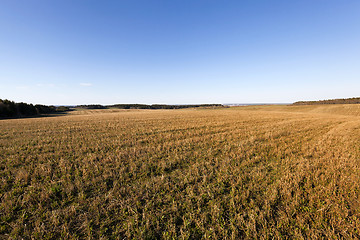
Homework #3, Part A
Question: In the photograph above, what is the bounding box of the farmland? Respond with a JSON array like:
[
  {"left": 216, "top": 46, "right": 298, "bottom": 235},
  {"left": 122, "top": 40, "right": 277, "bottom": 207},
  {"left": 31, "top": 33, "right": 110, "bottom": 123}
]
[{"left": 1, "top": 105, "right": 360, "bottom": 239}]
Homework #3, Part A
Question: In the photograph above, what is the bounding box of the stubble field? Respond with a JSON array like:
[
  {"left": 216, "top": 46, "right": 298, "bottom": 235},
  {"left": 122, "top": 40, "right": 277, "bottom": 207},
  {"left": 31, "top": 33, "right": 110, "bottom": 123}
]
[{"left": 1, "top": 105, "right": 360, "bottom": 239}]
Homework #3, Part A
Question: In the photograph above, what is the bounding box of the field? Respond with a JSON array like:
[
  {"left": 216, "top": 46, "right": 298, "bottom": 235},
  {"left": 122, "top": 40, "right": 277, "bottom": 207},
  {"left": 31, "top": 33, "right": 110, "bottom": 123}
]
[{"left": 2, "top": 105, "right": 360, "bottom": 239}]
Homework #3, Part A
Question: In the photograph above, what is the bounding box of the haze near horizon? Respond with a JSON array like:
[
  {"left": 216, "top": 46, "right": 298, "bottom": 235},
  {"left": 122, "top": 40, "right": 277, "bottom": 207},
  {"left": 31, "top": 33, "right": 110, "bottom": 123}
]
[{"left": 1, "top": 0, "right": 360, "bottom": 105}]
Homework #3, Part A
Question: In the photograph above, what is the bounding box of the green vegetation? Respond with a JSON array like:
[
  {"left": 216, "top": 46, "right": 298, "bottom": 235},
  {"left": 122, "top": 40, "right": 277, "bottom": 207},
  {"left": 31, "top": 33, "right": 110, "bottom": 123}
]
[
  {"left": 293, "top": 97, "right": 360, "bottom": 105},
  {"left": 0, "top": 99, "right": 223, "bottom": 119},
  {"left": 1, "top": 105, "right": 360, "bottom": 238},
  {"left": 78, "top": 104, "right": 224, "bottom": 110},
  {"left": 75, "top": 104, "right": 107, "bottom": 109},
  {"left": 0, "top": 99, "right": 70, "bottom": 119}
]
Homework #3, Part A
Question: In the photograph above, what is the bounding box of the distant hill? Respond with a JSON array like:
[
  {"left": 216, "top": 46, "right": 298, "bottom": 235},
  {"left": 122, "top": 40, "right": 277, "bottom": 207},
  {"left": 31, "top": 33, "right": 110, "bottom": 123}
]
[{"left": 293, "top": 97, "right": 360, "bottom": 105}]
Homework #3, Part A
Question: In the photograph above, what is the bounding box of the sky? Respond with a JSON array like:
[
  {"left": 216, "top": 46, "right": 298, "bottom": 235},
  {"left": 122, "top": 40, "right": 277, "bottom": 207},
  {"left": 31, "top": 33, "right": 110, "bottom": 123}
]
[{"left": 1, "top": 0, "right": 360, "bottom": 105}]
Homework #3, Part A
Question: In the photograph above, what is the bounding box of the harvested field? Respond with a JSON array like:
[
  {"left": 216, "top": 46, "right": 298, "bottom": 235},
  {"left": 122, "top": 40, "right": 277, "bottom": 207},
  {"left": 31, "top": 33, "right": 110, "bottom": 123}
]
[{"left": 1, "top": 105, "right": 360, "bottom": 239}]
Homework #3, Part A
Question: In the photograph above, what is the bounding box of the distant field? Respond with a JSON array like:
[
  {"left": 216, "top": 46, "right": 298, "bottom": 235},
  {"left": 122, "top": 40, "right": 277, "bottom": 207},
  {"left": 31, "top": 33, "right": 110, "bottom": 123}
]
[{"left": 2, "top": 105, "right": 360, "bottom": 239}]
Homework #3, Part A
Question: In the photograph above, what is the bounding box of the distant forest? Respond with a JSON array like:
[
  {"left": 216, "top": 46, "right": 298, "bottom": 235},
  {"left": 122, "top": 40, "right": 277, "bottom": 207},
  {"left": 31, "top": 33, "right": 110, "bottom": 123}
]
[
  {"left": 1, "top": 100, "right": 224, "bottom": 119},
  {"left": 293, "top": 97, "right": 360, "bottom": 105},
  {"left": 0, "top": 99, "right": 69, "bottom": 119},
  {"left": 78, "top": 104, "right": 224, "bottom": 109}
]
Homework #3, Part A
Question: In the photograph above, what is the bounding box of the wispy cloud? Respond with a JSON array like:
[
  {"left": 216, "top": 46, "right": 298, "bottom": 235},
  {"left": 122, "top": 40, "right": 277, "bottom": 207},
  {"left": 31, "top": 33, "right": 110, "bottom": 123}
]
[
  {"left": 80, "top": 83, "right": 93, "bottom": 87},
  {"left": 37, "top": 83, "right": 55, "bottom": 87},
  {"left": 16, "top": 85, "right": 30, "bottom": 90}
]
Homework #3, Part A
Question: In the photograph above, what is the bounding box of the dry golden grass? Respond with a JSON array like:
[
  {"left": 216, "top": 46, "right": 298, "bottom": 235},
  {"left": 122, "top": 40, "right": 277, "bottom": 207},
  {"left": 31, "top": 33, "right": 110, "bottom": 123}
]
[{"left": 1, "top": 105, "right": 360, "bottom": 239}]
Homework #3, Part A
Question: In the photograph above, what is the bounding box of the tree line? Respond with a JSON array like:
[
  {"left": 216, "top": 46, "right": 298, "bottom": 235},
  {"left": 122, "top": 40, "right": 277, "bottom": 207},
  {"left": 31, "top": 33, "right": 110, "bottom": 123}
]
[
  {"left": 110, "top": 104, "right": 224, "bottom": 109},
  {"left": 78, "top": 104, "right": 224, "bottom": 109},
  {"left": 1, "top": 99, "right": 224, "bottom": 119},
  {"left": 293, "top": 97, "right": 360, "bottom": 105},
  {"left": 0, "top": 99, "right": 69, "bottom": 119}
]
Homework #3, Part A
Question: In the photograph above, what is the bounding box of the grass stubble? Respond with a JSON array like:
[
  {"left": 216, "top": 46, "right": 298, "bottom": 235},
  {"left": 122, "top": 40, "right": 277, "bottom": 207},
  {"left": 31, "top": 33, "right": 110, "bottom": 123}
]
[{"left": 1, "top": 105, "right": 360, "bottom": 239}]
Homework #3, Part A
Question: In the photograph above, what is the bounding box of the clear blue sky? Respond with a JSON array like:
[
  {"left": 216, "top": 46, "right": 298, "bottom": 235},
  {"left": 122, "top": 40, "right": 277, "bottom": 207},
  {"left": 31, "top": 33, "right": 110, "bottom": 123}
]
[{"left": 1, "top": 0, "right": 360, "bottom": 105}]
